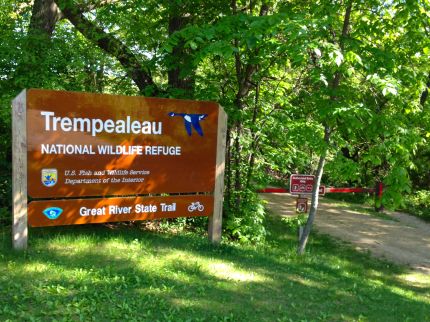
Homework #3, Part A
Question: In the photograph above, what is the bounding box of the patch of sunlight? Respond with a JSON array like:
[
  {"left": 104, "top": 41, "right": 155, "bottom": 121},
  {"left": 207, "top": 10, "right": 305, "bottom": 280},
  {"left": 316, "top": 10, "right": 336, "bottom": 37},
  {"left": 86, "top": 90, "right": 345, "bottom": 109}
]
[
  {"left": 16, "top": 262, "right": 103, "bottom": 286},
  {"left": 171, "top": 297, "right": 234, "bottom": 312},
  {"left": 45, "top": 243, "right": 92, "bottom": 253},
  {"left": 207, "top": 262, "right": 266, "bottom": 282},
  {"left": 21, "top": 262, "right": 51, "bottom": 274},
  {"left": 43, "top": 238, "right": 143, "bottom": 263},
  {"left": 163, "top": 250, "right": 230, "bottom": 268},
  {"left": 44, "top": 236, "right": 98, "bottom": 252},
  {"left": 385, "top": 279, "right": 430, "bottom": 303},
  {"left": 399, "top": 272, "right": 430, "bottom": 288},
  {"left": 100, "top": 239, "right": 141, "bottom": 252},
  {"left": 287, "top": 274, "right": 326, "bottom": 289},
  {"left": 133, "top": 251, "right": 186, "bottom": 273}
]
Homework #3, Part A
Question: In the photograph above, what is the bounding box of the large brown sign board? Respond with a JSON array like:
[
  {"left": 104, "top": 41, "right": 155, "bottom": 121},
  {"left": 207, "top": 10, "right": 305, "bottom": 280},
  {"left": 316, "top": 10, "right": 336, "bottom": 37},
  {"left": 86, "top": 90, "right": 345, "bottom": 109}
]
[
  {"left": 27, "top": 89, "right": 219, "bottom": 198},
  {"left": 12, "top": 89, "right": 227, "bottom": 249}
]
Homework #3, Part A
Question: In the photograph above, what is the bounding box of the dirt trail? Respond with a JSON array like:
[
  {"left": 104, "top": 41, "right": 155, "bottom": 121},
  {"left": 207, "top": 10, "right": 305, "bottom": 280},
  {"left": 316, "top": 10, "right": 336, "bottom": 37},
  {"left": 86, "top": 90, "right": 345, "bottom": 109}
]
[{"left": 260, "top": 193, "right": 430, "bottom": 273}]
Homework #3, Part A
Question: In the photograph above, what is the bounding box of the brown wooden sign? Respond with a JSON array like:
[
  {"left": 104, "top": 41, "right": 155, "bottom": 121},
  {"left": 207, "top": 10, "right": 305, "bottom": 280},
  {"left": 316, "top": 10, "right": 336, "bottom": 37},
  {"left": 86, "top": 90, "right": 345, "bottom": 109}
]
[
  {"left": 28, "top": 195, "right": 214, "bottom": 227},
  {"left": 27, "top": 89, "right": 219, "bottom": 198},
  {"left": 12, "top": 89, "right": 228, "bottom": 249}
]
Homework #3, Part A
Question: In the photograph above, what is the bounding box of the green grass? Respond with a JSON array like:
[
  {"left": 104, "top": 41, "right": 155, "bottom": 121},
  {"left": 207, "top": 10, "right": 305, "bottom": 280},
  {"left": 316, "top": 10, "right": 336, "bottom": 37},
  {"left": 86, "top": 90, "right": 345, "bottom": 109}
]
[{"left": 1, "top": 215, "right": 429, "bottom": 321}]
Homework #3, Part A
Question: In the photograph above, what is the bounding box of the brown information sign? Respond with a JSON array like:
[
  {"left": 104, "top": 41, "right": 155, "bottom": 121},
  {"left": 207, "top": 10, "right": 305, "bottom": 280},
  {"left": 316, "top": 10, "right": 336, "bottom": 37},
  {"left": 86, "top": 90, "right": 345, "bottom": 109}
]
[
  {"left": 28, "top": 195, "right": 214, "bottom": 227},
  {"left": 27, "top": 89, "right": 219, "bottom": 198},
  {"left": 12, "top": 89, "right": 227, "bottom": 249}
]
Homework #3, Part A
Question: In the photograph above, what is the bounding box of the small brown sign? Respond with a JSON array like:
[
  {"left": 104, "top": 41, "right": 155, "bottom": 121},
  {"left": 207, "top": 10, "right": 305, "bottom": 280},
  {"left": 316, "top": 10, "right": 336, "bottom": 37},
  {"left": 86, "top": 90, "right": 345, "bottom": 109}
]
[
  {"left": 290, "top": 174, "right": 315, "bottom": 195},
  {"left": 296, "top": 197, "right": 308, "bottom": 213},
  {"left": 290, "top": 174, "right": 325, "bottom": 195},
  {"left": 28, "top": 195, "right": 213, "bottom": 227},
  {"left": 27, "top": 89, "right": 219, "bottom": 198}
]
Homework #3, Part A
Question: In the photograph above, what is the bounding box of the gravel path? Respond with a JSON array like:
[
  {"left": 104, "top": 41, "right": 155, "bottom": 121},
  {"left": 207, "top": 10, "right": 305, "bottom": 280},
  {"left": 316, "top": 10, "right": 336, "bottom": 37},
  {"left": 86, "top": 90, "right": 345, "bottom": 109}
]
[{"left": 260, "top": 193, "right": 430, "bottom": 273}]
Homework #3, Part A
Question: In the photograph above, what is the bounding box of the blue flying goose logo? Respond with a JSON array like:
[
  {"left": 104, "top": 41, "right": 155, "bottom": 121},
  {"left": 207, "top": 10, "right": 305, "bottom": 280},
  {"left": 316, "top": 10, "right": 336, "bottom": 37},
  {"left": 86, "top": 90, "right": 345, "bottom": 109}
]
[
  {"left": 168, "top": 112, "right": 208, "bottom": 136},
  {"left": 43, "top": 207, "right": 63, "bottom": 220}
]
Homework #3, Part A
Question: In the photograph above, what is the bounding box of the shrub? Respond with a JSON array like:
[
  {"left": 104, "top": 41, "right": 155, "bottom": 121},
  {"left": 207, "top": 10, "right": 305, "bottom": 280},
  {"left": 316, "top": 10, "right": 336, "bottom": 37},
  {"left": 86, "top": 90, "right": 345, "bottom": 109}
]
[
  {"left": 224, "top": 190, "right": 266, "bottom": 243},
  {"left": 0, "top": 175, "right": 11, "bottom": 227},
  {"left": 281, "top": 214, "right": 308, "bottom": 230},
  {"left": 402, "top": 190, "right": 430, "bottom": 221}
]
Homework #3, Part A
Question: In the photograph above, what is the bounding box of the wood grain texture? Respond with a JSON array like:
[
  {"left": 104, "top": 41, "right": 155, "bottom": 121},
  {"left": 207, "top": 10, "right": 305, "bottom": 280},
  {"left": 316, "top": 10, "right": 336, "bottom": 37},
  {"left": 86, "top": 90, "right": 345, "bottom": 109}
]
[
  {"left": 12, "top": 89, "right": 28, "bottom": 250},
  {"left": 208, "top": 106, "right": 227, "bottom": 243}
]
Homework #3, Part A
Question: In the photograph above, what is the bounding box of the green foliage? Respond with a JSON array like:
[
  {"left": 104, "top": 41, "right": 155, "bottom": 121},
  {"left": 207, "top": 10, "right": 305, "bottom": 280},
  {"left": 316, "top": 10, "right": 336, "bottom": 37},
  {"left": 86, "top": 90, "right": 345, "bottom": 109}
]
[
  {"left": 156, "top": 216, "right": 209, "bottom": 234},
  {"left": 0, "top": 174, "right": 11, "bottom": 223},
  {"left": 281, "top": 214, "right": 308, "bottom": 230},
  {"left": 402, "top": 190, "right": 430, "bottom": 222},
  {"left": 225, "top": 190, "right": 266, "bottom": 243},
  {"left": 383, "top": 167, "right": 412, "bottom": 209},
  {"left": 324, "top": 193, "right": 373, "bottom": 206},
  {"left": 0, "top": 97, "right": 12, "bottom": 225},
  {"left": 0, "top": 208, "right": 9, "bottom": 227}
]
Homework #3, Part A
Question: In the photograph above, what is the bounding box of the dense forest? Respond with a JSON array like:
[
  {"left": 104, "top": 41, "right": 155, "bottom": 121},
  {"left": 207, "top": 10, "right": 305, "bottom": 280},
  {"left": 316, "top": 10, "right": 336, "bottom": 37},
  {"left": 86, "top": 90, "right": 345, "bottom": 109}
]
[{"left": 1, "top": 0, "right": 429, "bottom": 244}]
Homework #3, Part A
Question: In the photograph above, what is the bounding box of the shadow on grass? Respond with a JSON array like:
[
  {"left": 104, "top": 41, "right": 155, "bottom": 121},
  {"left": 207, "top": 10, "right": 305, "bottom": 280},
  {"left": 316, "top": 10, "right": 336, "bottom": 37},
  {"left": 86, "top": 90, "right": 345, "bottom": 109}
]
[{"left": 0, "top": 216, "right": 429, "bottom": 321}]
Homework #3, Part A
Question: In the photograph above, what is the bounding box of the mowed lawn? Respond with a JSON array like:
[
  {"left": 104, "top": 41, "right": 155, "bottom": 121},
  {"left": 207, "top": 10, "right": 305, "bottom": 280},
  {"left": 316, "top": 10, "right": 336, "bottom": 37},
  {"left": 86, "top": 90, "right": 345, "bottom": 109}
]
[{"left": 1, "top": 213, "right": 429, "bottom": 321}]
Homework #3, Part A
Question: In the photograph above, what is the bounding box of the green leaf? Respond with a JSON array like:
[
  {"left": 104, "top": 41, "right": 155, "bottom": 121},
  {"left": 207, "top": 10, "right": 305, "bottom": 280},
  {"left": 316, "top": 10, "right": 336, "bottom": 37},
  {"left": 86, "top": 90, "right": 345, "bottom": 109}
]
[{"left": 335, "top": 51, "right": 343, "bottom": 66}]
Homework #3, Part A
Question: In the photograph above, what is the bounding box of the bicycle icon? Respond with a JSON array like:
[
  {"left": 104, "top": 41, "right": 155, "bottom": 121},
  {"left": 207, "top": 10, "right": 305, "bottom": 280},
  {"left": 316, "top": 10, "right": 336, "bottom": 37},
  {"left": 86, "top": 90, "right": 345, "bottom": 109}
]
[{"left": 188, "top": 202, "right": 204, "bottom": 212}]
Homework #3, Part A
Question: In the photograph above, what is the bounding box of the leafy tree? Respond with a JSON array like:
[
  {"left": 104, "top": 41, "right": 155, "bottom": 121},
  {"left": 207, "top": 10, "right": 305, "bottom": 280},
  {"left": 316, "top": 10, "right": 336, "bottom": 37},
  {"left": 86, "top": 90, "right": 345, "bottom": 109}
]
[{"left": 1, "top": 0, "right": 429, "bottom": 248}]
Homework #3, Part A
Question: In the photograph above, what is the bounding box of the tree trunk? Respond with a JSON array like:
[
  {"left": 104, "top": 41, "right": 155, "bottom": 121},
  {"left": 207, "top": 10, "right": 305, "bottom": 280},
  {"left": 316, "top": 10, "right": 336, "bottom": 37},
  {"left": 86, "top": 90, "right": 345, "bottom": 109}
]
[
  {"left": 225, "top": 126, "right": 232, "bottom": 213},
  {"left": 229, "top": 2, "right": 268, "bottom": 209},
  {"left": 245, "top": 82, "right": 261, "bottom": 189},
  {"left": 16, "top": 0, "right": 63, "bottom": 88},
  {"left": 56, "top": 0, "right": 159, "bottom": 95},
  {"left": 29, "top": 0, "right": 63, "bottom": 37},
  {"left": 420, "top": 73, "right": 430, "bottom": 106},
  {"left": 234, "top": 123, "right": 242, "bottom": 207},
  {"left": 297, "top": 2, "right": 352, "bottom": 254},
  {"left": 297, "top": 126, "right": 331, "bottom": 254},
  {"left": 167, "top": 10, "right": 194, "bottom": 95}
]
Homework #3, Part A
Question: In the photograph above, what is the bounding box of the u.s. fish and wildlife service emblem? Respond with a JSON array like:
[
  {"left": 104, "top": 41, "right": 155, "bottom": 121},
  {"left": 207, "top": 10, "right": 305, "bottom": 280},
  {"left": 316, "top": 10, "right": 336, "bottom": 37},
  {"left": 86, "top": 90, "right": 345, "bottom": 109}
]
[{"left": 41, "top": 168, "right": 58, "bottom": 187}]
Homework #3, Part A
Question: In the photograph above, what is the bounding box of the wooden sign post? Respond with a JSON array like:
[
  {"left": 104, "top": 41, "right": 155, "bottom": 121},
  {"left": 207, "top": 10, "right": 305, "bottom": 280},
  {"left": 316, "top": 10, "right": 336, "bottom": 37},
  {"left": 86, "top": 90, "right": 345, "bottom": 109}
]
[
  {"left": 12, "top": 89, "right": 227, "bottom": 249},
  {"left": 12, "top": 90, "right": 28, "bottom": 250},
  {"left": 208, "top": 107, "right": 227, "bottom": 243}
]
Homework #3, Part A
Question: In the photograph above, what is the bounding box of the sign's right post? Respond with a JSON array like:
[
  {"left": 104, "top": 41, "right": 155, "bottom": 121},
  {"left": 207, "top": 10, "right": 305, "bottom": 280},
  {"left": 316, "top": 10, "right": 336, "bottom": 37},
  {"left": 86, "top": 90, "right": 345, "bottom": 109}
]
[{"left": 208, "top": 106, "right": 227, "bottom": 243}]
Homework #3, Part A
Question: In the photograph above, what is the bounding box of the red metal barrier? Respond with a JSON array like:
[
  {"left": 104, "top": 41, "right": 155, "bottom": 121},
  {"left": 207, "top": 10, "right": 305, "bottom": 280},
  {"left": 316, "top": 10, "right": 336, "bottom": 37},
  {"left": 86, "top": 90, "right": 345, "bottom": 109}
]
[
  {"left": 326, "top": 187, "right": 375, "bottom": 193},
  {"left": 258, "top": 187, "right": 376, "bottom": 194},
  {"left": 258, "top": 188, "right": 288, "bottom": 193},
  {"left": 377, "top": 182, "right": 383, "bottom": 198}
]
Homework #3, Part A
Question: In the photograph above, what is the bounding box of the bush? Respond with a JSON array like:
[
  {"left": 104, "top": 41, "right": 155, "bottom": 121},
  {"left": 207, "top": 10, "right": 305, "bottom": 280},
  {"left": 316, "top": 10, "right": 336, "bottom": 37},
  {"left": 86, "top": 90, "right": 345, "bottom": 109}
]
[
  {"left": 0, "top": 207, "right": 9, "bottom": 226},
  {"left": 224, "top": 190, "right": 266, "bottom": 243},
  {"left": 0, "top": 175, "right": 11, "bottom": 227},
  {"left": 402, "top": 190, "right": 430, "bottom": 221},
  {"left": 0, "top": 99, "right": 12, "bottom": 227},
  {"left": 324, "top": 192, "right": 373, "bottom": 205},
  {"left": 156, "top": 216, "right": 209, "bottom": 234},
  {"left": 281, "top": 214, "right": 308, "bottom": 230}
]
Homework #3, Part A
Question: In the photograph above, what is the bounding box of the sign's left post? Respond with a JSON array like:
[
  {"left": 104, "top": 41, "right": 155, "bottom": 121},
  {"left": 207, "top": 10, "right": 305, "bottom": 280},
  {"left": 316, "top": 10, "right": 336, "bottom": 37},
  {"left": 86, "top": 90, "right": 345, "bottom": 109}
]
[{"left": 12, "top": 90, "right": 28, "bottom": 250}]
